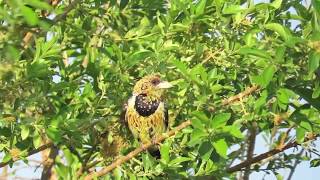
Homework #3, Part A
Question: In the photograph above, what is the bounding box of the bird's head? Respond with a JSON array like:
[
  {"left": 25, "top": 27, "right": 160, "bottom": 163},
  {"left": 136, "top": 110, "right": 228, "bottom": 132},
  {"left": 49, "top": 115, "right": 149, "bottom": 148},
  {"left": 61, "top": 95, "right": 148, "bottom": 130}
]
[{"left": 133, "top": 74, "right": 173, "bottom": 101}]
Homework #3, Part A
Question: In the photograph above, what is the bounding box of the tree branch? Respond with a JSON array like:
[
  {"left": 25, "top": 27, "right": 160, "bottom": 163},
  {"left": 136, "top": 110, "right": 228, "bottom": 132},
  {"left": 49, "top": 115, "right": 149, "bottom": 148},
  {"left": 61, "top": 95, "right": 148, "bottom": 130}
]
[
  {"left": 53, "top": 0, "right": 81, "bottom": 23},
  {"left": 227, "top": 136, "right": 317, "bottom": 173},
  {"left": 84, "top": 120, "right": 191, "bottom": 180},
  {"left": 222, "top": 86, "right": 259, "bottom": 105},
  {"left": 22, "top": 0, "right": 80, "bottom": 48},
  {"left": 287, "top": 149, "right": 304, "bottom": 180},
  {"left": 84, "top": 85, "right": 260, "bottom": 180},
  {"left": 41, "top": 145, "right": 59, "bottom": 180},
  {"left": 0, "top": 142, "right": 54, "bottom": 168},
  {"left": 243, "top": 122, "right": 257, "bottom": 180}
]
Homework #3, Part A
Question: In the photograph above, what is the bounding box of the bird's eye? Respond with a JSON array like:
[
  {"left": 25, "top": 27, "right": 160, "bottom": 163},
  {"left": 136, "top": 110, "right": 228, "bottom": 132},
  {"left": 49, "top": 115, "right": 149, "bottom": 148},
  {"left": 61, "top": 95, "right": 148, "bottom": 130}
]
[{"left": 151, "top": 79, "right": 160, "bottom": 85}]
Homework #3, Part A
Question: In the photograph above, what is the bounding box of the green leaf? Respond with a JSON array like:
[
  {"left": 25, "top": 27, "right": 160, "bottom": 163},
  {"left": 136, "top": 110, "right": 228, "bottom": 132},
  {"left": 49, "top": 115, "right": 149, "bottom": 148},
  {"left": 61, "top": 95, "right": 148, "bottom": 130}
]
[
  {"left": 192, "top": 111, "right": 209, "bottom": 123},
  {"left": 142, "top": 153, "right": 153, "bottom": 170},
  {"left": 210, "top": 113, "right": 231, "bottom": 129},
  {"left": 2, "top": 153, "right": 12, "bottom": 163},
  {"left": 270, "top": 0, "right": 282, "bottom": 9},
  {"left": 277, "top": 88, "right": 290, "bottom": 104},
  {"left": 188, "top": 129, "right": 208, "bottom": 146},
  {"left": 171, "top": 59, "right": 189, "bottom": 76},
  {"left": 20, "top": 6, "right": 39, "bottom": 26},
  {"left": 212, "top": 139, "right": 228, "bottom": 158},
  {"left": 126, "top": 50, "right": 154, "bottom": 68},
  {"left": 276, "top": 174, "right": 283, "bottom": 180},
  {"left": 0, "top": 127, "right": 11, "bottom": 137},
  {"left": 222, "top": 5, "right": 243, "bottom": 15},
  {"left": 27, "top": 59, "right": 51, "bottom": 79},
  {"left": 120, "top": 0, "right": 129, "bottom": 10},
  {"left": 262, "top": 65, "right": 277, "bottom": 87},
  {"left": 312, "top": 82, "right": 320, "bottom": 98},
  {"left": 229, "top": 125, "right": 244, "bottom": 139},
  {"left": 312, "top": 0, "right": 320, "bottom": 14},
  {"left": 289, "top": 87, "right": 320, "bottom": 111},
  {"left": 62, "top": 148, "right": 75, "bottom": 165},
  {"left": 169, "top": 157, "right": 192, "bottom": 166},
  {"left": 191, "top": 118, "right": 205, "bottom": 130},
  {"left": 300, "top": 121, "right": 312, "bottom": 131},
  {"left": 265, "top": 23, "right": 291, "bottom": 42},
  {"left": 254, "top": 90, "right": 268, "bottom": 111},
  {"left": 238, "top": 47, "right": 272, "bottom": 59},
  {"left": 195, "top": 0, "right": 206, "bottom": 16},
  {"left": 46, "top": 127, "right": 62, "bottom": 143},
  {"left": 310, "top": 158, "right": 320, "bottom": 167},
  {"left": 296, "top": 127, "right": 305, "bottom": 143},
  {"left": 21, "top": 125, "right": 30, "bottom": 140},
  {"left": 157, "top": 13, "right": 165, "bottom": 35},
  {"left": 308, "top": 51, "right": 320, "bottom": 73},
  {"left": 160, "top": 141, "right": 170, "bottom": 163},
  {"left": 55, "top": 163, "right": 69, "bottom": 179},
  {"left": 252, "top": 65, "right": 276, "bottom": 87},
  {"left": 33, "top": 131, "right": 42, "bottom": 148},
  {"left": 198, "top": 141, "right": 213, "bottom": 160},
  {"left": 25, "top": 0, "right": 52, "bottom": 10},
  {"left": 275, "top": 46, "right": 286, "bottom": 62}
]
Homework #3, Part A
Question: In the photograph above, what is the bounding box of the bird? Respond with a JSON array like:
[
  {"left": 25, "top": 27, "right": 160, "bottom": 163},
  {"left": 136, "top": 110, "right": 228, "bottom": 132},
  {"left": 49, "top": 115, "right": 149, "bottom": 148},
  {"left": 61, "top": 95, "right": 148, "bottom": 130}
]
[{"left": 123, "top": 74, "right": 172, "bottom": 158}]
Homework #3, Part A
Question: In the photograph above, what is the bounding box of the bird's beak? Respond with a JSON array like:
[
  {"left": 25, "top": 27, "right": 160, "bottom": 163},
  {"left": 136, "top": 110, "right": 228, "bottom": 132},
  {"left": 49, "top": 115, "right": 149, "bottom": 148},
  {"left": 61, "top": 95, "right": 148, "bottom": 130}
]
[{"left": 157, "top": 81, "right": 173, "bottom": 89}]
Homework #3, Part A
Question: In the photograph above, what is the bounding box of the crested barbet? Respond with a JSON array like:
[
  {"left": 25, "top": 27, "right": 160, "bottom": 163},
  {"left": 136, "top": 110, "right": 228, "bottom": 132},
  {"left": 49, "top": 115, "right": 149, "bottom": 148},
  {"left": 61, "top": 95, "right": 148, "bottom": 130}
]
[{"left": 123, "top": 74, "right": 172, "bottom": 157}]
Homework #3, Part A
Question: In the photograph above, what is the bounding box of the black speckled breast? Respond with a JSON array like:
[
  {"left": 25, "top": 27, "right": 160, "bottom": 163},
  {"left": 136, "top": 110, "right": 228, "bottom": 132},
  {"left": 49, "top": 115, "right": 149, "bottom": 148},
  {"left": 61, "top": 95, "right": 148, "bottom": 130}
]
[{"left": 134, "top": 94, "right": 160, "bottom": 117}]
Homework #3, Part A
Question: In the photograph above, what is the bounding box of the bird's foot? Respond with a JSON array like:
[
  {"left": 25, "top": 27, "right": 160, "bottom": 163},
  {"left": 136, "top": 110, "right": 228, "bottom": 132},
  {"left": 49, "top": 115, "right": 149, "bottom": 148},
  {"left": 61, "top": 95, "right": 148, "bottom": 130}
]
[{"left": 151, "top": 136, "right": 160, "bottom": 146}]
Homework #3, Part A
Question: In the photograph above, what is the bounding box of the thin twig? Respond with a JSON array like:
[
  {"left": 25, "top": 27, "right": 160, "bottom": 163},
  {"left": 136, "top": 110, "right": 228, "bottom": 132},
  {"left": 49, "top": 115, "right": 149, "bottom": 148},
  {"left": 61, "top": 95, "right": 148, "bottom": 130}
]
[
  {"left": 222, "top": 86, "right": 259, "bottom": 105},
  {"left": 287, "top": 149, "right": 304, "bottom": 180},
  {"left": 84, "top": 85, "right": 260, "bottom": 180}
]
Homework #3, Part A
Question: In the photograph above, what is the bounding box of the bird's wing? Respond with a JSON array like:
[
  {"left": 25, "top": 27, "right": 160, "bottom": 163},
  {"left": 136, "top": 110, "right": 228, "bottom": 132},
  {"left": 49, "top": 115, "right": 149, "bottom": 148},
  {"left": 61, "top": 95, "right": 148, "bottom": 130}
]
[
  {"left": 164, "top": 102, "right": 169, "bottom": 129},
  {"left": 119, "top": 101, "right": 128, "bottom": 127}
]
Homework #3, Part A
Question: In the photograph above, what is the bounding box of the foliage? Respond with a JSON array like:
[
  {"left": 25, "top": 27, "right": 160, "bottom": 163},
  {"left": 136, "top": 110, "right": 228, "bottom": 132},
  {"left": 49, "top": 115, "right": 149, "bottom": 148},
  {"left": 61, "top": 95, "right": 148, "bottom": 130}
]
[{"left": 0, "top": 0, "right": 320, "bottom": 179}]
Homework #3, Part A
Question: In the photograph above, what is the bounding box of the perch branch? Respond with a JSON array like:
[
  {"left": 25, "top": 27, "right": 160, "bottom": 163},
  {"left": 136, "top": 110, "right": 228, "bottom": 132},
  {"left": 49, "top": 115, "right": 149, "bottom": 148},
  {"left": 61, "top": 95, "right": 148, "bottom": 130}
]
[{"left": 84, "top": 85, "right": 260, "bottom": 180}]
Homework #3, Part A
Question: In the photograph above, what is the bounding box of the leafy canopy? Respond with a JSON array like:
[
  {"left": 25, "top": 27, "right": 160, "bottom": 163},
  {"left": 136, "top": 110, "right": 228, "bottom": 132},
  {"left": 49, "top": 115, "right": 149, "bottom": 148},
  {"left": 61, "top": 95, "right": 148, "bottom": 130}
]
[{"left": 0, "top": 0, "right": 320, "bottom": 179}]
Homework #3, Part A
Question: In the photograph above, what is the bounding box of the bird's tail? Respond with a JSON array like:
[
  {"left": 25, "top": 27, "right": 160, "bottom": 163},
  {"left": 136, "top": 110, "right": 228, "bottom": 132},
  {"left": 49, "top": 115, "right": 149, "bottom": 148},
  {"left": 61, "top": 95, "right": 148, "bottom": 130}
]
[{"left": 148, "top": 148, "right": 161, "bottom": 159}]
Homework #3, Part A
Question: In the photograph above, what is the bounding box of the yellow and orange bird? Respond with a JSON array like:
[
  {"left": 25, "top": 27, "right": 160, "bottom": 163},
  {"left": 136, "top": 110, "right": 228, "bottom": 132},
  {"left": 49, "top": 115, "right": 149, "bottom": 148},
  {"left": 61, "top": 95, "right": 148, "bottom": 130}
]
[{"left": 123, "top": 74, "right": 172, "bottom": 157}]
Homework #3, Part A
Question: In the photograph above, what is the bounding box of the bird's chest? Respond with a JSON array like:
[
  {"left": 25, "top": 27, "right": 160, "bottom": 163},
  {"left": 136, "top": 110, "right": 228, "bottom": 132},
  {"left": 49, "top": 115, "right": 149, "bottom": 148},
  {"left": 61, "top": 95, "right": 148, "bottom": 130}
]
[
  {"left": 126, "top": 95, "right": 165, "bottom": 140},
  {"left": 134, "top": 95, "right": 160, "bottom": 117}
]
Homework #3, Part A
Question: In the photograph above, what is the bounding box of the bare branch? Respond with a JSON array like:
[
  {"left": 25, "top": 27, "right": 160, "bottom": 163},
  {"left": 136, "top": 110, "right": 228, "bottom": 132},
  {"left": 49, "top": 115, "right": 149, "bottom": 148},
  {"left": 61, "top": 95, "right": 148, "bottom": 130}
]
[{"left": 227, "top": 136, "right": 317, "bottom": 173}]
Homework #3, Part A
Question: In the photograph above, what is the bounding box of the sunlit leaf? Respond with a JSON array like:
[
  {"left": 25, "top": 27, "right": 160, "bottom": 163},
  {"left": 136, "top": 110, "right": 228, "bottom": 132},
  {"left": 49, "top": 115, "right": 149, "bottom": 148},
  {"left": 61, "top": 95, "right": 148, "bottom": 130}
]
[
  {"left": 212, "top": 139, "right": 228, "bottom": 159},
  {"left": 20, "top": 6, "right": 39, "bottom": 26}
]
